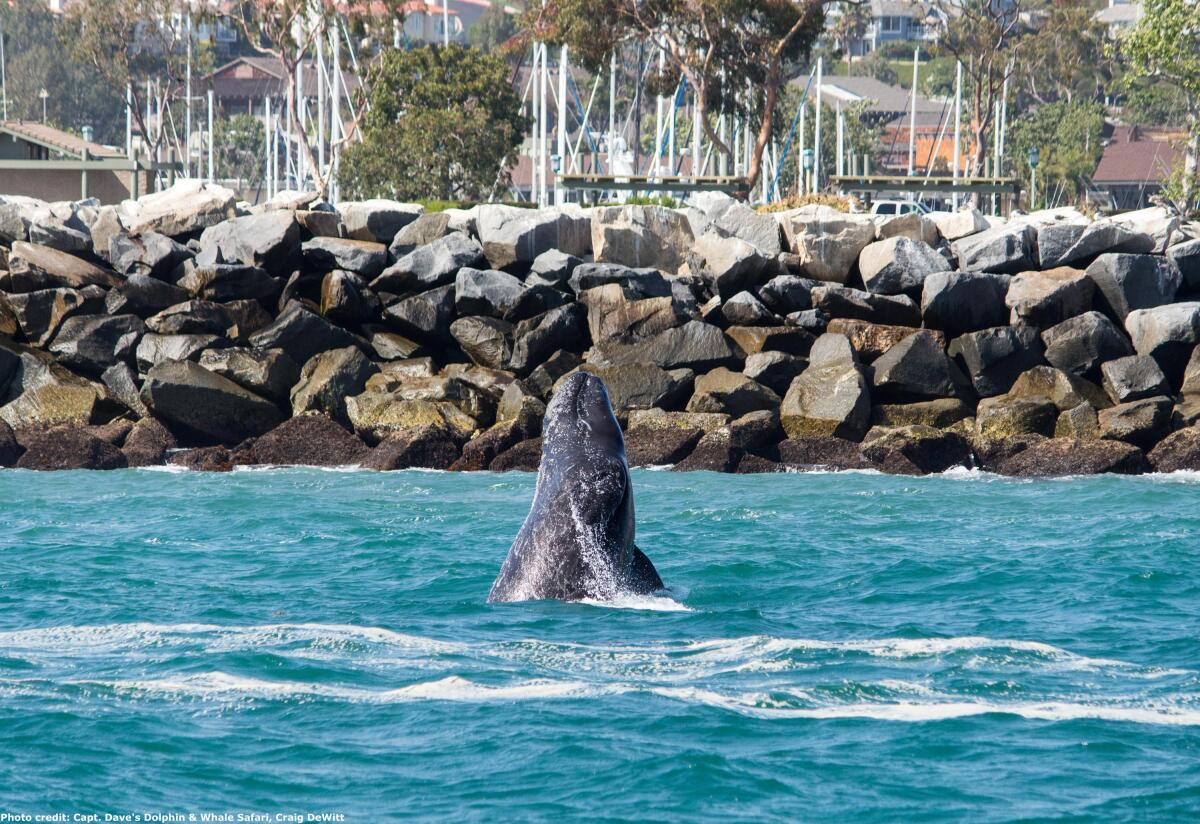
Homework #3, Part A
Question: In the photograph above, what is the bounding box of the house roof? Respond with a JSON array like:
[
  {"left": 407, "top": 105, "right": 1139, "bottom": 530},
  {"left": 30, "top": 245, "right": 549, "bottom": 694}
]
[
  {"left": 809, "top": 75, "right": 944, "bottom": 116},
  {"left": 0, "top": 120, "right": 124, "bottom": 159},
  {"left": 1092, "top": 125, "right": 1184, "bottom": 184},
  {"left": 871, "top": 0, "right": 930, "bottom": 16},
  {"left": 205, "top": 56, "right": 358, "bottom": 101}
]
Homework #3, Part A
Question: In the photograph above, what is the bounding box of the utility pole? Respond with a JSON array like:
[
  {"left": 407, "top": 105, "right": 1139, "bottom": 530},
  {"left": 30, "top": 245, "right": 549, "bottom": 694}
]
[
  {"left": 813, "top": 57, "right": 823, "bottom": 192},
  {"left": 908, "top": 47, "right": 919, "bottom": 178},
  {"left": 556, "top": 44, "right": 568, "bottom": 205},
  {"left": 185, "top": 15, "right": 192, "bottom": 178},
  {"left": 952, "top": 61, "right": 962, "bottom": 209}
]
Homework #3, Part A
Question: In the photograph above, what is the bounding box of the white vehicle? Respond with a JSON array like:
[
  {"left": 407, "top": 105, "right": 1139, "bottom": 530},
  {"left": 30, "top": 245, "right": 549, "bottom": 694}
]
[{"left": 870, "top": 200, "right": 932, "bottom": 216}]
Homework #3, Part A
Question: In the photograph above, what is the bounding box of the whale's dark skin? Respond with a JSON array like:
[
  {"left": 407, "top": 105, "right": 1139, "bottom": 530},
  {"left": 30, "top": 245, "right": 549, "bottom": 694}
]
[{"left": 487, "top": 372, "right": 664, "bottom": 602}]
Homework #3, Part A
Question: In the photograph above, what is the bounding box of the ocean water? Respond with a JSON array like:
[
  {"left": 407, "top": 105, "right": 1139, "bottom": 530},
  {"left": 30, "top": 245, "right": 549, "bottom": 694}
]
[{"left": 0, "top": 467, "right": 1198, "bottom": 822}]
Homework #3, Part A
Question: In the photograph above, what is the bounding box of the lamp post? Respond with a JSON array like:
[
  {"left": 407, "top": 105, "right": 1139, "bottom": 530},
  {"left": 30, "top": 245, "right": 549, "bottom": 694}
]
[
  {"left": 38, "top": 88, "right": 48, "bottom": 123},
  {"left": 1028, "top": 147, "right": 1040, "bottom": 212},
  {"left": 802, "top": 148, "right": 814, "bottom": 197}
]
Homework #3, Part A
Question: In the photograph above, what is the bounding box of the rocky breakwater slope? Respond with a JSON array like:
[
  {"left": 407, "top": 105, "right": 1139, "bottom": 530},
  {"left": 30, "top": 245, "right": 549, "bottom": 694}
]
[{"left": 1, "top": 182, "right": 1199, "bottom": 475}]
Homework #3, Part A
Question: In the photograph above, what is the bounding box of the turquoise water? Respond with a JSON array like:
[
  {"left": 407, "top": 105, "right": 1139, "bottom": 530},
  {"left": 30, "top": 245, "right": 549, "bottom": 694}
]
[{"left": 0, "top": 467, "right": 1198, "bottom": 822}]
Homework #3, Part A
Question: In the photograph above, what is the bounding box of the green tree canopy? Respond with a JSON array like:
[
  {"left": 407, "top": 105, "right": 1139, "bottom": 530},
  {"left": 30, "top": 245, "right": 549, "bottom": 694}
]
[
  {"left": 1008, "top": 100, "right": 1105, "bottom": 209},
  {"left": 340, "top": 45, "right": 527, "bottom": 202},
  {"left": 214, "top": 114, "right": 264, "bottom": 184}
]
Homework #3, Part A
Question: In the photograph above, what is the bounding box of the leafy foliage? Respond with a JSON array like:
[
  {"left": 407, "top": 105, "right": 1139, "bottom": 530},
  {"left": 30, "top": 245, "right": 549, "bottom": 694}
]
[
  {"left": 340, "top": 45, "right": 527, "bottom": 202},
  {"left": 1008, "top": 101, "right": 1106, "bottom": 208},
  {"left": 214, "top": 114, "right": 264, "bottom": 183},
  {"left": 469, "top": 4, "right": 517, "bottom": 52}
]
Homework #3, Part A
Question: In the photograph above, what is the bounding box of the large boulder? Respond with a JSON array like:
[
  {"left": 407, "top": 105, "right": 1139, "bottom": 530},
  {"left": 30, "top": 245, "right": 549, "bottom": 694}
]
[
  {"left": 777, "top": 435, "right": 871, "bottom": 470},
  {"left": 1147, "top": 426, "right": 1200, "bottom": 472},
  {"left": 1167, "top": 238, "right": 1200, "bottom": 291},
  {"left": 122, "top": 417, "right": 176, "bottom": 467},
  {"left": 1008, "top": 365, "right": 1109, "bottom": 412},
  {"left": 15, "top": 428, "right": 128, "bottom": 470},
  {"left": 346, "top": 392, "right": 477, "bottom": 444},
  {"left": 1036, "top": 220, "right": 1144, "bottom": 269},
  {"left": 993, "top": 438, "right": 1148, "bottom": 477},
  {"left": 372, "top": 232, "right": 486, "bottom": 293},
  {"left": 872, "top": 397, "right": 971, "bottom": 429},
  {"left": 1098, "top": 395, "right": 1173, "bottom": 449},
  {"left": 1107, "top": 207, "right": 1180, "bottom": 254},
  {"left": 1124, "top": 302, "right": 1200, "bottom": 385},
  {"left": 827, "top": 319, "right": 944, "bottom": 363},
  {"left": 237, "top": 414, "right": 371, "bottom": 467},
  {"left": 974, "top": 395, "right": 1057, "bottom": 440},
  {"left": 4, "top": 242, "right": 121, "bottom": 292},
  {"left": 179, "top": 263, "right": 279, "bottom": 303},
  {"left": 720, "top": 291, "right": 776, "bottom": 326},
  {"left": 870, "top": 331, "right": 954, "bottom": 402},
  {"left": 858, "top": 237, "right": 950, "bottom": 295},
  {"left": 135, "top": 332, "right": 226, "bottom": 374},
  {"left": 302, "top": 236, "right": 389, "bottom": 278},
  {"left": 8, "top": 286, "right": 106, "bottom": 346},
  {"left": 861, "top": 425, "right": 972, "bottom": 475},
  {"left": 927, "top": 207, "right": 988, "bottom": 241},
  {"left": 527, "top": 248, "right": 581, "bottom": 289},
  {"left": 508, "top": 304, "right": 588, "bottom": 375},
  {"left": 450, "top": 316, "right": 515, "bottom": 370},
  {"left": 319, "top": 270, "right": 381, "bottom": 328},
  {"left": 48, "top": 314, "right": 144, "bottom": 377},
  {"left": 692, "top": 234, "right": 769, "bottom": 299},
  {"left": 452, "top": 420, "right": 529, "bottom": 471},
  {"left": 108, "top": 231, "right": 192, "bottom": 279},
  {"left": 589, "top": 319, "right": 739, "bottom": 373},
  {"left": 337, "top": 199, "right": 422, "bottom": 243},
  {"left": 249, "top": 302, "right": 361, "bottom": 365},
  {"left": 810, "top": 284, "right": 921, "bottom": 327},
  {"left": 146, "top": 300, "right": 236, "bottom": 337},
  {"left": 577, "top": 283, "right": 686, "bottom": 345},
  {"left": 920, "top": 271, "right": 1010, "bottom": 336},
  {"left": 949, "top": 325, "right": 1044, "bottom": 397},
  {"left": 454, "top": 267, "right": 561, "bottom": 322},
  {"left": 195, "top": 211, "right": 300, "bottom": 271},
  {"left": 363, "top": 425, "right": 461, "bottom": 470},
  {"left": 875, "top": 212, "right": 939, "bottom": 245},
  {"left": 197, "top": 347, "right": 299, "bottom": 403},
  {"left": 779, "top": 210, "right": 875, "bottom": 283},
  {"left": 141, "top": 360, "right": 284, "bottom": 444},
  {"left": 1005, "top": 267, "right": 1094, "bottom": 327},
  {"left": 578, "top": 363, "right": 693, "bottom": 413},
  {"left": 951, "top": 223, "right": 1035, "bottom": 274},
  {"left": 1100, "top": 355, "right": 1170, "bottom": 404},
  {"left": 1085, "top": 253, "right": 1181, "bottom": 321},
  {"left": 757, "top": 275, "right": 819, "bottom": 315},
  {"left": 126, "top": 180, "right": 236, "bottom": 237},
  {"left": 686, "top": 367, "right": 779, "bottom": 417},
  {"left": 475, "top": 205, "right": 591, "bottom": 269},
  {"left": 709, "top": 201, "right": 783, "bottom": 257},
  {"left": 780, "top": 334, "right": 870, "bottom": 440},
  {"left": 104, "top": 274, "right": 191, "bottom": 318},
  {"left": 290, "top": 347, "right": 380, "bottom": 424},
  {"left": 389, "top": 212, "right": 454, "bottom": 258},
  {"left": 1041, "top": 311, "right": 1133, "bottom": 381},
  {"left": 383, "top": 284, "right": 456, "bottom": 343},
  {"left": 591, "top": 205, "right": 694, "bottom": 274},
  {"left": 567, "top": 262, "right": 671, "bottom": 297},
  {"left": 724, "top": 325, "right": 814, "bottom": 357}
]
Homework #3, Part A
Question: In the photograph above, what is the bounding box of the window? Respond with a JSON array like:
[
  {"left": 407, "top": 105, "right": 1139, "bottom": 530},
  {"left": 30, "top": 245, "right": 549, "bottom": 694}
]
[{"left": 880, "top": 15, "right": 903, "bottom": 33}]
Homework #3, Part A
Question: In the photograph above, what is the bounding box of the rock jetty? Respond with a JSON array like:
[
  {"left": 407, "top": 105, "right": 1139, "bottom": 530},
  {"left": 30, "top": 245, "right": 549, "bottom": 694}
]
[{"left": 1, "top": 181, "right": 1199, "bottom": 477}]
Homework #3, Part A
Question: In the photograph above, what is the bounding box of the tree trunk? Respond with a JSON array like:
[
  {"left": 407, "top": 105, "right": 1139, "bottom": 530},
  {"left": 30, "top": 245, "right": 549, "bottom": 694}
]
[{"left": 1182, "top": 123, "right": 1200, "bottom": 217}]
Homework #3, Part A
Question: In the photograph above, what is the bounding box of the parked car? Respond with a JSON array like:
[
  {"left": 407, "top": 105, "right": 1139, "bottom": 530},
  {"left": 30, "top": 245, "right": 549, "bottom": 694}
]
[{"left": 870, "top": 200, "right": 931, "bottom": 216}]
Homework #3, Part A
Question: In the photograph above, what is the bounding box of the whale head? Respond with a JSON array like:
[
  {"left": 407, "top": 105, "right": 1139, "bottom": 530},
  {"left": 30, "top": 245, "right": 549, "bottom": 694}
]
[{"left": 542, "top": 371, "right": 625, "bottom": 468}]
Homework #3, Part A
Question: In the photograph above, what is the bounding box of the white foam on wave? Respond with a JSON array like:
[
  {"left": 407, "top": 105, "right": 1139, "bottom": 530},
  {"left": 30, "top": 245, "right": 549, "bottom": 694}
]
[{"left": 577, "top": 593, "right": 693, "bottom": 612}]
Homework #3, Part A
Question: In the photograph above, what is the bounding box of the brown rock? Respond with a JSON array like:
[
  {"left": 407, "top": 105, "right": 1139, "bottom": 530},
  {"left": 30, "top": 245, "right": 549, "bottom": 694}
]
[
  {"left": 122, "top": 418, "right": 176, "bottom": 467},
  {"left": 362, "top": 425, "right": 460, "bottom": 470},
  {"left": 451, "top": 421, "right": 527, "bottom": 471},
  {"left": 861, "top": 425, "right": 973, "bottom": 475},
  {"left": 993, "top": 438, "right": 1149, "bottom": 477},
  {"left": 15, "top": 428, "right": 128, "bottom": 470},
  {"left": 777, "top": 436, "right": 871, "bottom": 470},
  {"left": 1147, "top": 426, "right": 1200, "bottom": 472},
  {"left": 489, "top": 437, "right": 543, "bottom": 471},
  {"left": 238, "top": 414, "right": 371, "bottom": 466},
  {"left": 169, "top": 445, "right": 233, "bottom": 471},
  {"left": 827, "top": 318, "right": 946, "bottom": 362},
  {"left": 625, "top": 426, "right": 702, "bottom": 467}
]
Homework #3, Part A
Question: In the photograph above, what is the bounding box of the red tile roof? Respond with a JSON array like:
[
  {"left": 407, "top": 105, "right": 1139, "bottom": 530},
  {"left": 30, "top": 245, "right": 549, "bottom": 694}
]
[
  {"left": 1092, "top": 125, "right": 1185, "bottom": 184},
  {"left": 0, "top": 120, "right": 124, "bottom": 158}
]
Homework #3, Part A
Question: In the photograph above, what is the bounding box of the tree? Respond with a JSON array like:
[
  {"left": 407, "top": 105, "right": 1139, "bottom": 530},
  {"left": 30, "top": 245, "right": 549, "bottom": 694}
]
[
  {"left": 469, "top": 3, "right": 517, "bottom": 51},
  {"left": 1018, "top": 2, "right": 1110, "bottom": 107},
  {"left": 339, "top": 45, "right": 527, "bottom": 201},
  {"left": 1118, "top": 0, "right": 1200, "bottom": 215},
  {"left": 928, "top": 0, "right": 1029, "bottom": 179},
  {"left": 219, "top": 0, "right": 403, "bottom": 198},
  {"left": 848, "top": 50, "right": 898, "bottom": 86},
  {"left": 214, "top": 114, "right": 265, "bottom": 184},
  {"left": 826, "top": 1, "right": 869, "bottom": 69},
  {"left": 0, "top": 0, "right": 123, "bottom": 142},
  {"left": 67, "top": 0, "right": 203, "bottom": 159},
  {"left": 525, "top": 0, "right": 830, "bottom": 194},
  {"left": 1008, "top": 100, "right": 1105, "bottom": 208}
]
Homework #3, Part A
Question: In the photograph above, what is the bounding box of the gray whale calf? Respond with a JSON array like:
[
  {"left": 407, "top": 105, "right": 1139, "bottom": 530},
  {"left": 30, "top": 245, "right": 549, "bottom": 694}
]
[{"left": 487, "top": 372, "right": 664, "bottom": 602}]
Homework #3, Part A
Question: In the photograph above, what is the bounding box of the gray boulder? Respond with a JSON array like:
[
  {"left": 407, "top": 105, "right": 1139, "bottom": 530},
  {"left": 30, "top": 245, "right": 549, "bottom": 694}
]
[
  {"left": 4, "top": 242, "right": 121, "bottom": 292},
  {"left": 780, "top": 341, "right": 870, "bottom": 440},
  {"left": 104, "top": 274, "right": 191, "bottom": 317},
  {"left": 951, "top": 223, "right": 1035, "bottom": 273},
  {"left": 8, "top": 286, "right": 106, "bottom": 346},
  {"left": 591, "top": 205, "right": 694, "bottom": 274},
  {"left": 141, "top": 360, "right": 283, "bottom": 444},
  {"left": 146, "top": 300, "right": 235, "bottom": 337},
  {"left": 319, "top": 271, "right": 381, "bottom": 327},
  {"left": 858, "top": 237, "right": 951, "bottom": 295},
  {"left": 1167, "top": 238, "right": 1200, "bottom": 291},
  {"left": 179, "top": 263, "right": 279, "bottom": 302},
  {"left": 476, "top": 205, "right": 591, "bottom": 269},
  {"left": 508, "top": 304, "right": 588, "bottom": 375},
  {"left": 197, "top": 347, "right": 300, "bottom": 403},
  {"left": 1100, "top": 355, "right": 1170, "bottom": 404},
  {"left": 870, "top": 331, "right": 954, "bottom": 402},
  {"left": 196, "top": 211, "right": 299, "bottom": 271},
  {"left": 1036, "top": 220, "right": 1143, "bottom": 268},
  {"left": 337, "top": 199, "right": 422, "bottom": 243},
  {"left": 1005, "top": 267, "right": 1094, "bottom": 327},
  {"left": 126, "top": 180, "right": 236, "bottom": 237},
  {"left": 692, "top": 233, "right": 769, "bottom": 299},
  {"left": 454, "top": 268, "right": 530, "bottom": 320},
  {"left": 567, "top": 262, "right": 671, "bottom": 297},
  {"left": 49, "top": 314, "right": 144, "bottom": 376},
  {"left": 108, "top": 231, "right": 192, "bottom": 279},
  {"left": 744, "top": 351, "right": 807, "bottom": 396},
  {"left": 721, "top": 291, "right": 776, "bottom": 326},
  {"left": 1124, "top": 302, "right": 1200, "bottom": 384},
  {"left": 949, "top": 325, "right": 1045, "bottom": 397},
  {"left": 589, "top": 319, "right": 738, "bottom": 373},
  {"left": 710, "top": 201, "right": 783, "bottom": 257},
  {"left": 248, "top": 302, "right": 361, "bottom": 365},
  {"left": 1085, "top": 253, "right": 1180, "bottom": 321},
  {"left": 1098, "top": 395, "right": 1174, "bottom": 449},
  {"left": 100, "top": 362, "right": 149, "bottom": 418},
  {"left": 780, "top": 210, "right": 875, "bottom": 284},
  {"left": 302, "top": 237, "right": 389, "bottom": 278},
  {"left": 389, "top": 212, "right": 453, "bottom": 258},
  {"left": 527, "top": 249, "right": 581, "bottom": 288},
  {"left": 580, "top": 363, "right": 693, "bottom": 413},
  {"left": 291, "top": 346, "right": 380, "bottom": 424},
  {"left": 810, "top": 284, "right": 921, "bottom": 327},
  {"left": 372, "top": 232, "right": 485, "bottom": 293},
  {"left": 135, "top": 333, "right": 226, "bottom": 374},
  {"left": 383, "top": 284, "right": 456, "bottom": 342},
  {"left": 450, "top": 316, "right": 515, "bottom": 370},
  {"left": 577, "top": 284, "right": 686, "bottom": 345},
  {"left": 920, "top": 271, "right": 1010, "bottom": 336},
  {"left": 1041, "top": 311, "right": 1133, "bottom": 381},
  {"left": 757, "top": 275, "right": 819, "bottom": 315}
]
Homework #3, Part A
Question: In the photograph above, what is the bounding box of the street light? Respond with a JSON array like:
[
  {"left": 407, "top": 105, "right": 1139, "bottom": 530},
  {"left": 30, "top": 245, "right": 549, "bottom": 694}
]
[
  {"left": 38, "top": 88, "right": 48, "bottom": 123},
  {"left": 1028, "top": 146, "right": 1040, "bottom": 211},
  {"left": 802, "top": 148, "right": 814, "bottom": 196}
]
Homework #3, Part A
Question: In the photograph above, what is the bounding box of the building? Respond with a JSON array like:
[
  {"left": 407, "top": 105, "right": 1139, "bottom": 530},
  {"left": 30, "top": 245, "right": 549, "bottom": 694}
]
[
  {"left": 0, "top": 121, "right": 148, "bottom": 203},
  {"left": 1095, "top": 1, "right": 1143, "bottom": 35},
  {"left": 204, "top": 56, "right": 356, "bottom": 121},
  {"left": 1091, "top": 124, "right": 1184, "bottom": 211},
  {"left": 830, "top": 1, "right": 944, "bottom": 58}
]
